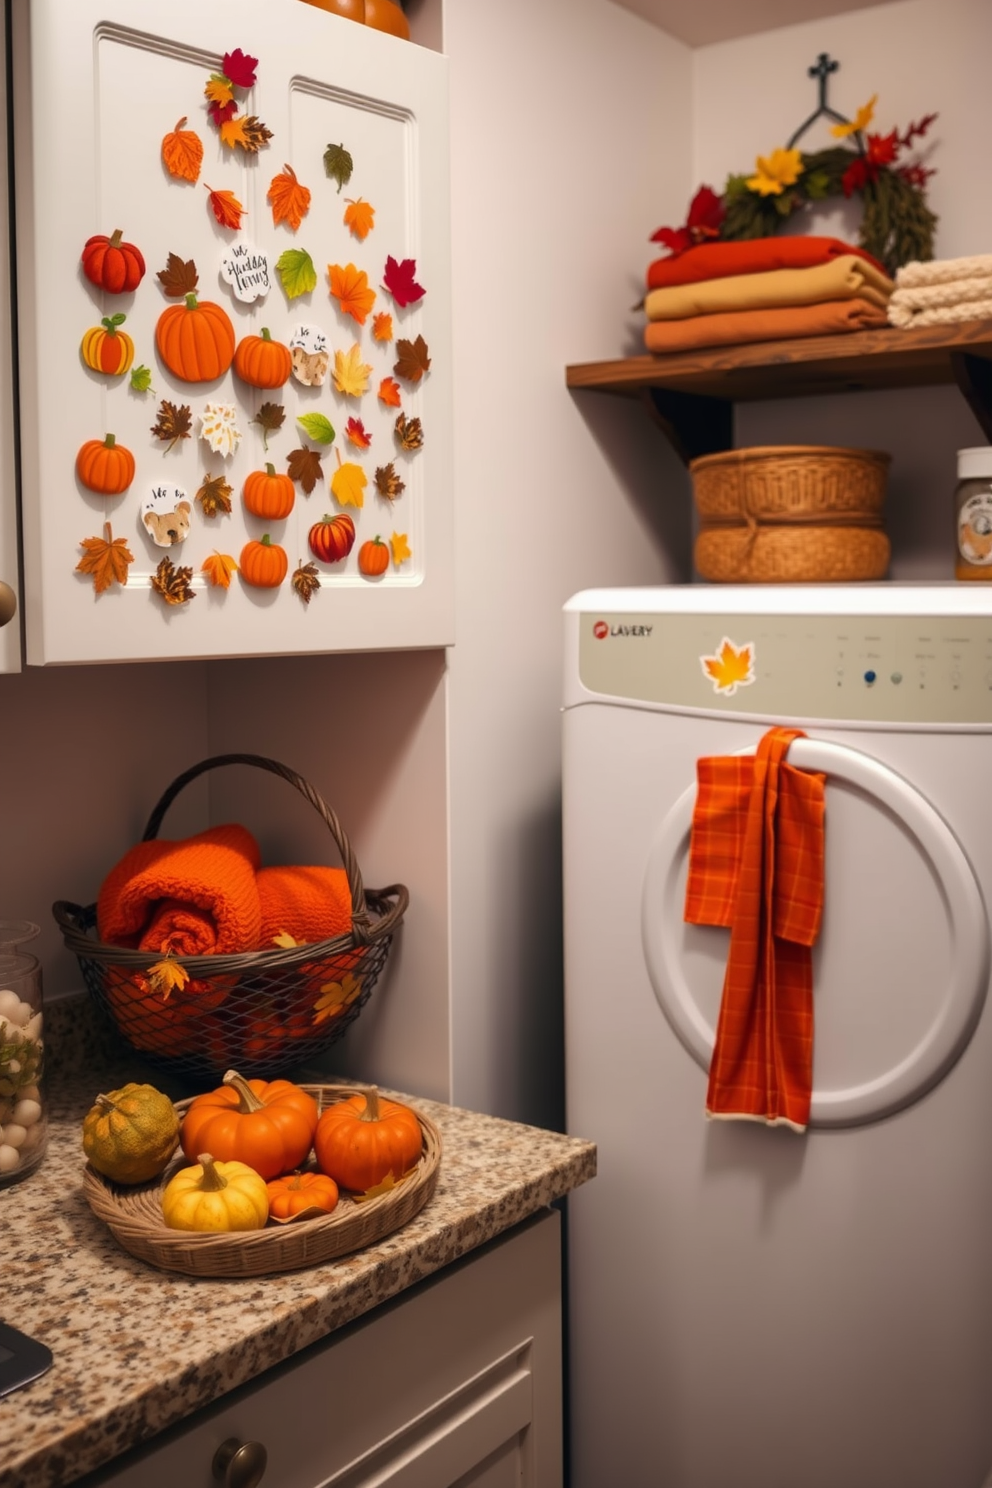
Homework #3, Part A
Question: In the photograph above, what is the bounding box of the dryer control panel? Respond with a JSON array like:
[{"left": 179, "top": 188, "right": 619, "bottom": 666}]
[{"left": 575, "top": 611, "right": 992, "bottom": 725}]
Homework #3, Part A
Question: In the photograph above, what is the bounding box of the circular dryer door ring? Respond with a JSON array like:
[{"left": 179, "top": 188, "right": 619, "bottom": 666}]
[{"left": 641, "top": 738, "right": 991, "bottom": 1129}]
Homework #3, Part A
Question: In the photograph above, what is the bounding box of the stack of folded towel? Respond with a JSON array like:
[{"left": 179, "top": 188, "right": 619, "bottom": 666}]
[
  {"left": 887, "top": 254, "right": 992, "bottom": 329},
  {"left": 643, "top": 235, "right": 894, "bottom": 355}
]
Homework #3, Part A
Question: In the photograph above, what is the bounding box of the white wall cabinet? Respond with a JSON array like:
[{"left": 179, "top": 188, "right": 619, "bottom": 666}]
[
  {"left": 76, "top": 1210, "right": 563, "bottom": 1488},
  {"left": 11, "top": 0, "right": 452, "bottom": 666}
]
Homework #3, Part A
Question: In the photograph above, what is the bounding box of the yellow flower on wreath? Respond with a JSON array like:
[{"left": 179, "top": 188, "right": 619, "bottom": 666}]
[
  {"left": 831, "top": 95, "right": 877, "bottom": 139},
  {"left": 746, "top": 146, "right": 804, "bottom": 197}
]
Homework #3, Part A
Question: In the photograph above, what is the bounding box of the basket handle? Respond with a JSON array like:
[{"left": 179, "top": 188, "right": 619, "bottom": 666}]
[{"left": 141, "top": 753, "right": 370, "bottom": 929}]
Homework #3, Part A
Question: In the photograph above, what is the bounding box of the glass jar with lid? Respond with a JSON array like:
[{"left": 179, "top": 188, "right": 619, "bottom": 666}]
[
  {"left": 955, "top": 447, "right": 992, "bottom": 581},
  {"left": 0, "top": 922, "right": 48, "bottom": 1186}
]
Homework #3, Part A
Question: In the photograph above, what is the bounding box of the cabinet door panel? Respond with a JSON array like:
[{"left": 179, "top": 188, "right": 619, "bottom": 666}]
[
  {"left": 80, "top": 1211, "right": 562, "bottom": 1488},
  {"left": 12, "top": 0, "right": 452, "bottom": 665}
]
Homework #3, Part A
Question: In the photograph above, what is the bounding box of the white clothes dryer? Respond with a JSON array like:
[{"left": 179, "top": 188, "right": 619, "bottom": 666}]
[{"left": 562, "top": 585, "right": 992, "bottom": 1488}]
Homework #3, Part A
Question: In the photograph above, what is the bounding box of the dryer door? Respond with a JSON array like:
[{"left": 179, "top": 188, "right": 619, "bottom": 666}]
[{"left": 641, "top": 737, "right": 991, "bottom": 1127}]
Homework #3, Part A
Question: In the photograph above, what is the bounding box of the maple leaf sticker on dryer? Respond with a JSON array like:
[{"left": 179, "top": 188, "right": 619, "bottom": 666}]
[{"left": 700, "top": 637, "right": 755, "bottom": 697}]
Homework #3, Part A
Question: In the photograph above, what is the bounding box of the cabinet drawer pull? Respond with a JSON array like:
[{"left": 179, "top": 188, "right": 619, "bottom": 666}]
[
  {"left": 212, "top": 1437, "right": 268, "bottom": 1488},
  {"left": 0, "top": 581, "right": 15, "bottom": 628}
]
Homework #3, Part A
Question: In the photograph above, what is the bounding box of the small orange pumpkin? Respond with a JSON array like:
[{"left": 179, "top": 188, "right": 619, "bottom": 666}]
[
  {"left": 309, "top": 513, "right": 355, "bottom": 564},
  {"left": 314, "top": 1087, "right": 423, "bottom": 1191},
  {"left": 266, "top": 1170, "right": 340, "bottom": 1220},
  {"left": 80, "top": 314, "right": 135, "bottom": 376},
  {"left": 156, "top": 293, "right": 236, "bottom": 383},
  {"left": 233, "top": 328, "right": 293, "bottom": 389},
  {"left": 243, "top": 463, "right": 296, "bottom": 520},
  {"left": 240, "top": 534, "right": 289, "bottom": 589},
  {"left": 357, "top": 535, "right": 389, "bottom": 578},
  {"left": 75, "top": 433, "right": 135, "bottom": 495},
  {"left": 363, "top": 0, "right": 410, "bottom": 38},
  {"left": 180, "top": 1070, "right": 319, "bottom": 1181}
]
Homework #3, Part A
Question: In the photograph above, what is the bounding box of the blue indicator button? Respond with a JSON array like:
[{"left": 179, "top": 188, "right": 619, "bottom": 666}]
[{"left": 863, "top": 670, "right": 877, "bottom": 685}]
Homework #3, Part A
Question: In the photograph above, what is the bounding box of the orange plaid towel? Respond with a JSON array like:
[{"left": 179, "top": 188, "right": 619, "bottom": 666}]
[{"left": 684, "top": 727, "right": 826, "bottom": 1131}]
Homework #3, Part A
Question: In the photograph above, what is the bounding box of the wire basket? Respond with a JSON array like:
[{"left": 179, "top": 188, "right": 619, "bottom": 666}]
[{"left": 53, "top": 754, "right": 408, "bottom": 1085}]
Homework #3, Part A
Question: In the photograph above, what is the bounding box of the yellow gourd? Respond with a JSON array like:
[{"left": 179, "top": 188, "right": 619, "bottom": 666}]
[
  {"left": 82, "top": 1083, "right": 179, "bottom": 1184},
  {"left": 161, "top": 1152, "right": 269, "bottom": 1232}
]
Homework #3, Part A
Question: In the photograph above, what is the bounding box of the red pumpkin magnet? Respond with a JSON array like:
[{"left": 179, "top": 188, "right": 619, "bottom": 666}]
[
  {"left": 81, "top": 229, "right": 146, "bottom": 294},
  {"left": 308, "top": 513, "right": 356, "bottom": 564}
]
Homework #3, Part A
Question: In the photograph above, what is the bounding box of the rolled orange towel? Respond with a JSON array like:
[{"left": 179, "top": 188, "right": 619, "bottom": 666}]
[
  {"left": 256, "top": 865, "right": 353, "bottom": 948},
  {"left": 97, "top": 824, "right": 263, "bottom": 956}
]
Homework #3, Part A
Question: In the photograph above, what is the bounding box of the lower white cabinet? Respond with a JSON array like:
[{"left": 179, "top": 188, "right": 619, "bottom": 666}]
[{"left": 79, "top": 1211, "right": 563, "bottom": 1488}]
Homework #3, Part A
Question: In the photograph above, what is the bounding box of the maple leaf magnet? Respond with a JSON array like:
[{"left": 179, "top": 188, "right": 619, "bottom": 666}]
[
  {"left": 372, "top": 312, "right": 393, "bottom": 343},
  {"left": 151, "top": 399, "right": 192, "bottom": 452},
  {"left": 700, "top": 637, "right": 755, "bottom": 696},
  {"left": 382, "top": 255, "right": 425, "bottom": 307},
  {"left": 151, "top": 554, "right": 196, "bottom": 605},
  {"left": 331, "top": 451, "right": 367, "bottom": 509},
  {"left": 202, "top": 551, "right": 238, "bottom": 588},
  {"left": 333, "top": 343, "right": 372, "bottom": 398},
  {"left": 345, "top": 417, "right": 371, "bottom": 450},
  {"left": 378, "top": 376, "right": 402, "bottom": 408},
  {"left": 252, "top": 402, "right": 286, "bottom": 450},
  {"left": 343, "top": 197, "right": 375, "bottom": 241},
  {"left": 199, "top": 403, "right": 242, "bottom": 458},
  {"left": 220, "top": 115, "right": 272, "bottom": 153},
  {"left": 287, "top": 446, "right": 324, "bottom": 495},
  {"left": 268, "top": 164, "right": 311, "bottom": 231},
  {"left": 393, "top": 335, "right": 431, "bottom": 384},
  {"left": 196, "top": 473, "right": 234, "bottom": 517},
  {"left": 390, "top": 531, "right": 412, "bottom": 566},
  {"left": 374, "top": 462, "right": 405, "bottom": 501},
  {"left": 394, "top": 412, "right": 424, "bottom": 451},
  {"left": 222, "top": 48, "right": 258, "bottom": 88},
  {"left": 328, "top": 262, "right": 376, "bottom": 326},
  {"left": 76, "top": 523, "right": 133, "bottom": 593},
  {"left": 292, "top": 560, "right": 321, "bottom": 605},
  {"left": 161, "top": 117, "right": 203, "bottom": 183}
]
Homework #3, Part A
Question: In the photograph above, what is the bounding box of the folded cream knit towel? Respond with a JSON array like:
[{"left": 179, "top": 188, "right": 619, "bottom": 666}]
[{"left": 889, "top": 253, "right": 992, "bottom": 328}]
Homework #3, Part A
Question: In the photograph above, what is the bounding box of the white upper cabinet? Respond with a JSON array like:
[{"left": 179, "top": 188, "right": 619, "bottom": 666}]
[{"left": 11, "top": 0, "right": 453, "bottom": 665}]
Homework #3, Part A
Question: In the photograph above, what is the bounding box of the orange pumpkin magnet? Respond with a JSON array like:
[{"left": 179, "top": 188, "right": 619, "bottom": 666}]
[
  {"left": 357, "top": 535, "right": 389, "bottom": 578},
  {"left": 234, "top": 328, "right": 292, "bottom": 389},
  {"left": 75, "top": 433, "right": 135, "bottom": 496},
  {"left": 240, "top": 533, "right": 289, "bottom": 589},
  {"left": 156, "top": 293, "right": 236, "bottom": 383},
  {"left": 243, "top": 463, "right": 295, "bottom": 520}
]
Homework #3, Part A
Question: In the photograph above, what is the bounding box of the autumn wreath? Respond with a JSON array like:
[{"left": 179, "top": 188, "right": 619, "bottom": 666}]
[{"left": 654, "top": 89, "right": 938, "bottom": 277}]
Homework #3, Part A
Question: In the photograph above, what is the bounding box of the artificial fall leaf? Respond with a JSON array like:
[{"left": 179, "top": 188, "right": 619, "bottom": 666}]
[
  {"left": 377, "top": 376, "right": 402, "bottom": 408},
  {"left": 287, "top": 446, "right": 324, "bottom": 495},
  {"left": 204, "top": 76, "right": 235, "bottom": 109},
  {"left": 199, "top": 403, "right": 242, "bottom": 458},
  {"left": 157, "top": 252, "right": 198, "bottom": 298},
  {"left": 222, "top": 47, "right": 258, "bottom": 88},
  {"left": 276, "top": 247, "right": 317, "bottom": 301},
  {"left": 331, "top": 454, "right": 367, "bottom": 510},
  {"left": 252, "top": 401, "right": 286, "bottom": 450},
  {"left": 328, "top": 262, "right": 376, "bottom": 326},
  {"left": 196, "top": 473, "right": 233, "bottom": 517},
  {"left": 202, "top": 551, "right": 238, "bottom": 588},
  {"left": 76, "top": 522, "right": 133, "bottom": 594},
  {"left": 333, "top": 343, "right": 372, "bottom": 398},
  {"left": 374, "top": 462, "right": 405, "bottom": 501},
  {"left": 292, "top": 560, "right": 321, "bottom": 605},
  {"left": 345, "top": 416, "right": 371, "bottom": 450},
  {"left": 355, "top": 1170, "right": 414, "bottom": 1203},
  {"left": 297, "top": 412, "right": 336, "bottom": 445},
  {"left": 393, "top": 334, "right": 431, "bottom": 384},
  {"left": 129, "top": 364, "right": 155, "bottom": 395},
  {"left": 746, "top": 147, "right": 804, "bottom": 197},
  {"left": 313, "top": 971, "right": 362, "bottom": 1025},
  {"left": 206, "top": 184, "right": 245, "bottom": 230},
  {"left": 161, "top": 117, "right": 203, "bottom": 183},
  {"left": 701, "top": 638, "right": 755, "bottom": 696},
  {"left": 831, "top": 94, "right": 877, "bottom": 139},
  {"left": 323, "top": 142, "right": 354, "bottom": 193},
  {"left": 271, "top": 930, "right": 299, "bottom": 948},
  {"left": 151, "top": 554, "right": 196, "bottom": 606},
  {"left": 372, "top": 312, "right": 393, "bottom": 343},
  {"left": 268, "top": 164, "right": 311, "bottom": 230},
  {"left": 343, "top": 197, "right": 375, "bottom": 240},
  {"left": 151, "top": 399, "right": 193, "bottom": 452},
  {"left": 382, "top": 254, "right": 425, "bottom": 307},
  {"left": 390, "top": 531, "right": 412, "bottom": 566},
  {"left": 394, "top": 412, "right": 424, "bottom": 451},
  {"left": 145, "top": 958, "right": 190, "bottom": 1000},
  {"left": 220, "top": 114, "right": 272, "bottom": 153}
]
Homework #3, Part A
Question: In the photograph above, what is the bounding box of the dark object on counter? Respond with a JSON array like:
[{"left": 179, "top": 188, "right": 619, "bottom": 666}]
[
  {"left": 53, "top": 755, "right": 408, "bottom": 1085},
  {"left": 0, "top": 1322, "right": 53, "bottom": 1398}
]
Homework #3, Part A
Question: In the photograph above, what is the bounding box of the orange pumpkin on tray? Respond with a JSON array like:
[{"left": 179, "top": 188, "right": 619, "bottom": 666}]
[
  {"left": 314, "top": 1087, "right": 422, "bottom": 1190},
  {"left": 180, "top": 1070, "right": 319, "bottom": 1180}
]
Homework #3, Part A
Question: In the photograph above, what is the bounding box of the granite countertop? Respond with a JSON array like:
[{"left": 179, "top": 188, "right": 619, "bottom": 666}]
[{"left": 1, "top": 997, "right": 596, "bottom": 1488}]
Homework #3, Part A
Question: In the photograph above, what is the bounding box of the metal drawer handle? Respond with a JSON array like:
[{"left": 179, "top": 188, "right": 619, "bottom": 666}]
[
  {"left": 212, "top": 1437, "right": 268, "bottom": 1488},
  {"left": 0, "top": 581, "right": 15, "bottom": 628}
]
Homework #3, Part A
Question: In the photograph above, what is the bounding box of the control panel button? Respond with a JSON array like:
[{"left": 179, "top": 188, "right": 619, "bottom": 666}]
[{"left": 864, "top": 670, "right": 877, "bottom": 685}]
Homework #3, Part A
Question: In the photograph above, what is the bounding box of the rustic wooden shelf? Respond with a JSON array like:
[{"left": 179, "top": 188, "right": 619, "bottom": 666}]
[{"left": 565, "top": 318, "right": 992, "bottom": 464}]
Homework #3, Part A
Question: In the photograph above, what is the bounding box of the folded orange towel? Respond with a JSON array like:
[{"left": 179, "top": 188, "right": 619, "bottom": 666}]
[
  {"left": 644, "top": 297, "right": 890, "bottom": 355},
  {"left": 646, "top": 235, "right": 887, "bottom": 292},
  {"left": 97, "top": 823, "right": 263, "bottom": 956},
  {"left": 256, "top": 865, "right": 353, "bottom": 948},
  {"left": 684, "top": 728, "right": 826, "bottom": 1131}
]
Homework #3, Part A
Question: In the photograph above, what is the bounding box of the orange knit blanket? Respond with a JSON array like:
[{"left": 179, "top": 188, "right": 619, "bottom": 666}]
[
  {"left": 684, "top": 728, "right": 826, "bottom": 1131},
  {"left": 257, "top": 865, "right": 353, "bottom": 948}
]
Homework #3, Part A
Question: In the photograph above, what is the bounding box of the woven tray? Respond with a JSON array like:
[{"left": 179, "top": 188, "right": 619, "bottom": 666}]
[
  {"left": 690, "top": 444, "right": 891, "bottom": 522},
  {"left": 82, "top": 1085, "right": 442, "bottom": 1278},
  {"left": 54, "top": 755, "right": 409, "bottom": 1083}
]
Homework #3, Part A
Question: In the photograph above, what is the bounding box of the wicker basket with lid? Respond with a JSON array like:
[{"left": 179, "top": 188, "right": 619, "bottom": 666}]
[{"left": 690, "top": 444, "right": 891, "bottom": 583}]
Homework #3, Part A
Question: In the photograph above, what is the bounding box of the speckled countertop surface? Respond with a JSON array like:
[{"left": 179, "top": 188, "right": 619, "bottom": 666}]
[{"left": 1, "top": 997, "right": 596, "bottom": 1488}]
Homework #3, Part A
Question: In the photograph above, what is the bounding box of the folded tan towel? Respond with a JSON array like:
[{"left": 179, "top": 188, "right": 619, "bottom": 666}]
[
  {"left": 644, "top": 298, "right": 890, "bottom": 355},
  {"left": 645, "top": 256, "right": 894, "bottom": 322},
  {"left": 894, "top": 254, "right": 992, "bottom": 288}
]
